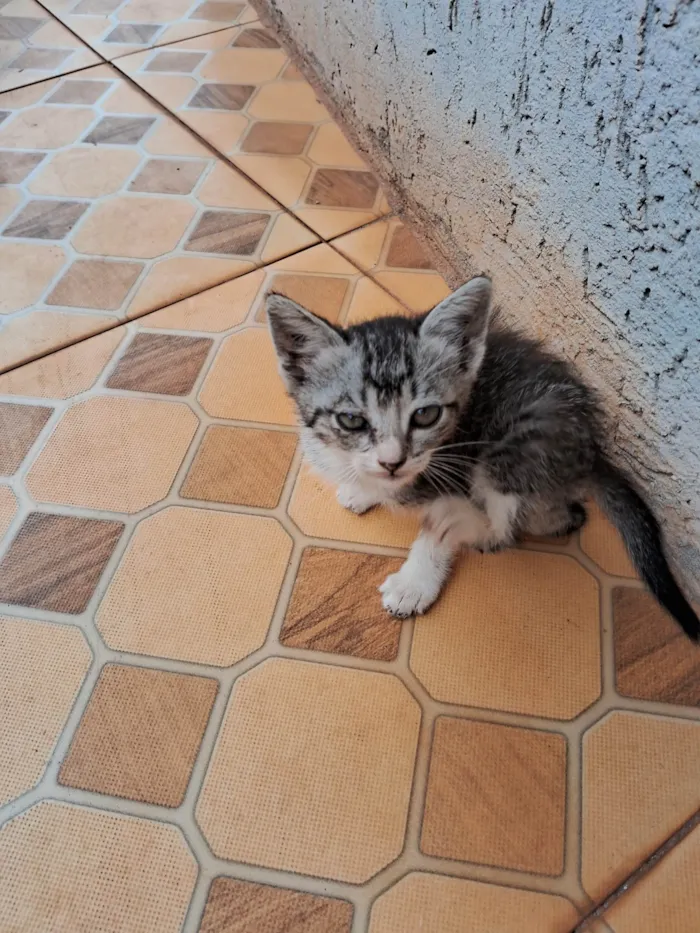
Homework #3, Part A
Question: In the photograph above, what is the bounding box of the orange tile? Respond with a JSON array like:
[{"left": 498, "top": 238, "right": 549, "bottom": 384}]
[
  {"left": 421, "top": 717, "right": 567, "bottom": 874},
  {"left": 60, "top": 663, "right": 217, "bottom": 806},
  {"left": 580, "top": 502, "right": 637, "bottom": 578},
  {"left": 0, "top": 486, "right": 18, "bottom": 542}
]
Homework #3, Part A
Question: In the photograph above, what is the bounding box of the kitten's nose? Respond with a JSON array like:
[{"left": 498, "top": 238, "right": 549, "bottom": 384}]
[{"left": 378, "top": 457, "right": 406, "bottom": 476}]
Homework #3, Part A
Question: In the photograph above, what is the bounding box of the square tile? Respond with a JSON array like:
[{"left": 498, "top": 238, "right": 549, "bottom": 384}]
[
  {"left": 82, "top": 114, "right": 156, "bottom": 144},
  {"left": 613, "top": 587, "right": 700, "bottom": 707},
  {"left": 145, "top": 49, "right": 205, "bottom": 72},
  {"left": 0, "top": 150, "right": 44, "bottom": 184},
  {"left": 105, "top": 23, "right": 161, "bottom": 44},
  {"left": 188, "top": 82, "right": 255, "bottom": 110},
  {"left": 306, "top": 168, "right": 379, "bottom": 209},
  {"left": 199, "top": 877, "right": 353, "bottom": 933},
  {"left": 46, "top": 79, "right": 111, "bottom": 104},
  {"left": 46, "top": 258, "right": 143, "bottom": 310},
  {"left": 106, "top": 332, "right": 213, "bottom": 394},
  {"left": 181, "top": 425, "right": 297, "bottom": 508},
  {"left": 0, "top": 401, "right": 52, "bottom": 475},
  {"left": 185, "top": 209, "right": 269, "bottom": 255},
  {"left": 59, "top": 663, "right": 217, "bottom": 806},
  {"left": 421, "top": 717, "right": 567, "bottom": 875},
  {"left": 241, "top": 120, "right": 313, "bottom": 155},
  {"left": 281, "top": 547, "right": 403, "bottom": 661},
  {"left": 3, "top": 198, "right": 87, "bottom": 239},
  {"left": 0, "top": 512, "right": 123, "bottom": 613}
]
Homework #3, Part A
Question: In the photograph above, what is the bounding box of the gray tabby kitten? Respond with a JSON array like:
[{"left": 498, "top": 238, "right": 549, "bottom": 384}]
[{"left": 266, "top": 277, "right": 699, "bottom": 641}]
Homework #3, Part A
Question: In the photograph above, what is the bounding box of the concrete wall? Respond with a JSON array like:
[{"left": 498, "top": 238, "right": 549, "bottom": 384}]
[{"left": 256, "top": 0, "right": 700, "bottom": 590}]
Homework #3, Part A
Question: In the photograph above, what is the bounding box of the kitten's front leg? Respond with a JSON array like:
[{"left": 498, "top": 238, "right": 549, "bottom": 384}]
[
  {"left": 380, "top": 531, "right": 455, "bottom": 618},
  {"left": 336, "top": 483, "right": 383, "bottom": 515}
]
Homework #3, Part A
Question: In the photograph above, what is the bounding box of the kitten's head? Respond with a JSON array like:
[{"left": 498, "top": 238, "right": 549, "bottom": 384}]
[{"left": 266, "top": 277, "right": 492, "bottom": 492}]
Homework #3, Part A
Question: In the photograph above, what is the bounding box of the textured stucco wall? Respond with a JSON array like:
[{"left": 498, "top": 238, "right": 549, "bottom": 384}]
[{"left": 256, "top": 0, "right": 700, "bottom": 590}]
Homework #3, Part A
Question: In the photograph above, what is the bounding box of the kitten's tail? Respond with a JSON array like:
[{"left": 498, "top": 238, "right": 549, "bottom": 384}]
[{"left": 593, "top": 455, "right": 699, "bottom": 641}]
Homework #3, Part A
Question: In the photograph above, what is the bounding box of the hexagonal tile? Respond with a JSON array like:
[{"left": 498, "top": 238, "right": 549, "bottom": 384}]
[
  {"left": 0, "top": 401, "right": 52, "bottom": 475},
  {"left": 288, "top": 466, "right": 419, "bottom": 547},
  {"left": 582, "top": 711, "right": 700, "bottom": 900},
  {"left": 0, "top": 328, "right": 124, "bottom": 399},
  {"left": 0, "top": 105, "right": 95, "bottom": 149},
  {"left": 581, "top": 502, "right": 636, "bottom": 578},
  {"left": 97, "top": 507, "right": 292, "bottom": 665},
  {"left": 29, "top": 147, "right": 142, "bottom": 198},
  {"left": 604, "top": 824, "right": 700, "bottom": 933},
  {"left": 421, "top": 717, "right": 567, "bottom": 874},
  {"left": 0, "top": 802, "right": 197, "bottom": 932},
  {"left": 26, "top": 396, "right": 198, "bottom": 512},
  {"left": 368, "top": 873, "right": 579, "bottom": 933},
  {"left": 0, "top": 310, "right": 115, "bottom": 372},
  {"left": 198, "top": 328, "right": 295, "bottom": 424},
  {"left": 0, "top": 241, "right": 65, "bottom": 315},
  {"left": 197, "top": 658, "right": 420, "bottom": 881},
  {"left": 72, "top": 195, "right": 196, "bottom": 259},
  {"left": 410, "top": 549, "right": 601, "bottom": 718},
  {"left": 0, "top": 616, "right": 91, "bottom": 805}
]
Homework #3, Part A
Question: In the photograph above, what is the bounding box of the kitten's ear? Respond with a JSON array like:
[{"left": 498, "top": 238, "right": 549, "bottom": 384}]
[
  {"left": 266, "top": 292, "right": 344, "bottom": 390},
  {"left": 420, "top": 276, "right": 492, "bottom": 347}
]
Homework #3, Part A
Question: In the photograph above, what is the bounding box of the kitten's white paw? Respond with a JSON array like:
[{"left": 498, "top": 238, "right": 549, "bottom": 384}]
[
  {"left": 336, "top": 484, "right": 378, "bottom": 515},
  {"left": 379, "top": 568, "right": 441, "bottom": 618}
]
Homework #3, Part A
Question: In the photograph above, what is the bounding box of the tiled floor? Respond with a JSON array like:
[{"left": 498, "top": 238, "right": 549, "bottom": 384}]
[{"left": 1, "top": 5, "right": 699, "bottom": 933}]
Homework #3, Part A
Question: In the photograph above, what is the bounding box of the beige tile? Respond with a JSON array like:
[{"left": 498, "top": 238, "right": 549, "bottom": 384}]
[
  {"left": 375, "top": 270, "right": 451, "bottom": 311},
  {"left": 198, "top": 47, "right": 287, "bottom": 83},
  {"left": 0, "top": 186, "right": 22, "bottom": 224},
  {"left": 47, "top": 259, "right": 143, "bottom": 310},
  {"left": 27, "top": 396, "right": 198, "bottom": 512},
  {"left": 72, "top": 195, "right": 196, "bottom": 259},
  {"left": 344, "top": 275, "right": 410, "bottom": 324},
  {"left": 261, "top": 271, "right": 349, "bottom": 323},
  {"left": 59, "top": 663, "right": 217, "bottom": 806},
  {"left": 410, "top": 550, "right": 601, "bottom": 718},
  {"left": 0, "top": 310, "right": 115, "bottom": 372},
  {"left": 369, "top": 873, "right": 579, "bottom": 933},
  {"left": 0, "top": 486, "right": 18, "bottom": 541},
  {"left": 197, "top": 658, "right": 420, "bottom": 882},
  {"left": 97, "top": 507, "right": 291, "bottom": 665},
  {"left": 0, "top": 242, "right": 66, "bottom": 316},
  {"left": 181, "top": 425, "right": 297, "bottom": 507},
  {"left": 605, "top": 825, "right": 700, "bottom": 933},
  {"left": 581, "top": 711, "right": 700, "bottom": 900},
  {"left": 199, "top": 328, "right": 296, "bottom": 424},
  {"left": 141, "top": 267, "right": 264, "bottom": 331},
  {"left": 0, "top": 401, "right": 52, "bottom": 475},
  {"left": 0, "top": 802, "right": 197, "bottom": 932},
  {"left": 421, "top": 717, "right": 567, "bottom": 874},
  {"left": 581, "top": 501, "right": 637, "bottom": 578},
  {"left": 197, "top": 161, "right": 278, "bottom": 209},
  {"left": 307, "top": 122, "right": 366, "bottom": 168},
  {"left": 0, "top": 328, "right": 124, "bottom": 398},
  {"left": 0, "top": 105, "right": 95, "bottom": 148},
  {"left": 288, "top": 465, "right": 419, "bottom": 547},
  {"left": 29, "top": 147, "right": 141, "bottom": 198},
  {"left": 0, "top": 617, "right": 90, "bottom": 806}
]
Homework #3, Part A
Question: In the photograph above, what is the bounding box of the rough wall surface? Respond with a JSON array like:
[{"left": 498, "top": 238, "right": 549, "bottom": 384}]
[{"left": 257, "top": 0, "right": 700, "bottom": 591}]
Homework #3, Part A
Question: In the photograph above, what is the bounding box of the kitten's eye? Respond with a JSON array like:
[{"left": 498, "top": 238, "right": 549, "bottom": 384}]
[
  {"left": 336, "top": 412, "right": 368, "bottom": 431},
  {"left": 411, "top": 405, "right": 442, "bottom": 428}
]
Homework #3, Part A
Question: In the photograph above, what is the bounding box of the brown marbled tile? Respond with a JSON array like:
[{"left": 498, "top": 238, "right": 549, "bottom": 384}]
[
  {"left": 242, "top": 121, "right": 313, "bottom": 155},
  {"left": 185, "top": 210, "right": 269, "bottom": 255},
  {"left": 129, "top": 158, "right": 205, "bottom": 195},
  {"left": 280, "top": 547, "right": 403, "bottom": 661},
  {"left": 613, "top": 587, "right": 700, "bottom": 707},
  {"left": 46, "top": 258, "right": 143, "bottom": 310},
  {"left": 0, "top": 151, "right": 44, "bottom": 184},
  {"left": 188, "top": 83, "right": 255, "bottom": 111},
  {"left": 421, "top": 717, "right": 567, "bottom": 875},
  {"left": 104, "top": 24, "right": 161, "bottom": 44},
  {"left": 106, "top": 332, "right": 213, "bottom": 395},
  {"left": 83, "top": 115, "right": 156, "bottom": 145},
  {"left": 191, "top": 1, "right": 245, "bottom": 20},
  {"left": 0, "top": 16, "right": 44, "bottom": 41},
  {"left": 385, "top": 223, "right": 434, "bottom": 269},
  {"left": 3, "top": 199, "right": 87, "bottom": 239},
  {"left": 306, "top": 168, "right": 379, "bottom": 209},
  {"left": 73, "top": 0, "right": 121, "bottom": 11},
  {"left": 232, "top": 27, "right": 280, "bottom": 48},
  {"left": 0, "top": 402, "right": 52, "bottom": 475},
  {"left": 258, "top": 272, "right": 348, "bottom": 323},
  {"left": 199, "top": 877, "right": 353, "bottom": 933},
  {"left": 46, "top": 80, "right": 111, "bottom": 105},
  {"left": 145, "top": 51, "right": 206, "bottom": 73},
  {"left": 11, "top": 49, "right": 71, "bottom": 70},
  {"left": 181, "top": 425, "right": 297, "bottom": 508},
  {"left": 0, "top": 512, "right": 123, "bottom": 613},
  {"left": 59, "top": 664, "right": 217, "bottom": 806}
]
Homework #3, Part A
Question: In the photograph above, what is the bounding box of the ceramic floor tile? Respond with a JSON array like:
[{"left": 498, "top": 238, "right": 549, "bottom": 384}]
[
  {"left": 0, "top": 485, "right": 18, "bottom": 541},
  {"left": 332, "top": 216, "right": 453, "bottom": 313},
  {"left": 369, "top": 873, "right": 579, "bottom": 933},
  {"left": 0, "top": 802, "right": 197, "bottom": 932},
  {"left": 0, "top": 400, "right": 52, "bottom": 474},
  {"left": 0, "top": 64, "right": 317, "bottom": 372},
  {"left": 581, "top": 710, "right": 700, "bottom": 901},
  {"left": 41, "top": 0, "right": 258, "bottom": 61},
  {"left": 0, "top": 616, "right": 91, "bottom": 805},
  {"left": 604, "top": 824, "right": 700, "bottom": 933},
  {"left": 115, "top": 25, "right": 391, "bottom": 237},
  {"left": 0, "top": 0, "right": 100, "bottom": 92},
  {"left": 421, "top": 717, "right": 567, "bottom": 875},
  {"left": 59, "top": 663, "right": 217, "bottom": 805},
  {"left": 197, "top": 659, "right": 420, "bottom": 882},
  {"left": 105, "top": 331, "right": 213, "bottom": 394},
  {"left": 199, "top": 877, "right": 354, "bottom": 933}
]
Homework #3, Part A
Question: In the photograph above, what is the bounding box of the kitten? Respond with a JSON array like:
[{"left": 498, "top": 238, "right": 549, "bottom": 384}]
[{"left": 266, "top": 277, "right": 699, "bottom": 641}]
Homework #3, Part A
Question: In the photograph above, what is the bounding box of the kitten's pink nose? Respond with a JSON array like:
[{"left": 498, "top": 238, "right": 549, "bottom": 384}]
[{"left": 378, "top": 457, "right": 406, "bottom": 476}]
